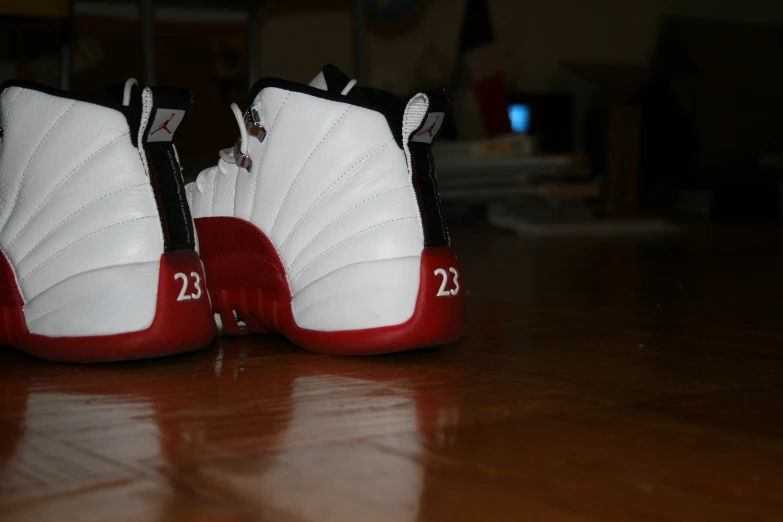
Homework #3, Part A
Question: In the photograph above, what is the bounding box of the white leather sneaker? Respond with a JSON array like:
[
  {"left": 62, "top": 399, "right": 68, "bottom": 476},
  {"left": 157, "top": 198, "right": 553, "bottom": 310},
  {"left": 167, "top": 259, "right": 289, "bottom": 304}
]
[
  {"left": 0, "top": 79, "right": 215, "bottom": 362},
  {"left": 187, "top": 65, "right": 465, "bottom": 355}
]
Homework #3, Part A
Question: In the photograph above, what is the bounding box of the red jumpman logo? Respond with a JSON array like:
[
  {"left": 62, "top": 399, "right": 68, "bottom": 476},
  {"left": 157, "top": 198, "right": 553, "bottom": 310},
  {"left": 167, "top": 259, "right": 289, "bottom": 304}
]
[
  {"left": 151, "top": 113, "right": 176, "bottom": 136},
  {"left": 416, "top": 116, "right": 440, "bottom": 138}
]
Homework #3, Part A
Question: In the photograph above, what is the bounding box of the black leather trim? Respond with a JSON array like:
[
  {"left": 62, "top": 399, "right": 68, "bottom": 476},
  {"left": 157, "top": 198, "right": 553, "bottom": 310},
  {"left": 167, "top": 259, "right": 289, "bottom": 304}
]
[
  {"left": 246, "top": 68, "right": 407, "bottom": 148},
  {"left": 146, "top": 146, "right": 195, "bottom": 252},
  {"left": 143, "top": 87, "right": 195, "bottom": 252},
  {"left": 408, "top": 89, "right": 451, "bottom": 248},
  {"left": 410, "top": 145, "right": 450, "bottom": 247}
]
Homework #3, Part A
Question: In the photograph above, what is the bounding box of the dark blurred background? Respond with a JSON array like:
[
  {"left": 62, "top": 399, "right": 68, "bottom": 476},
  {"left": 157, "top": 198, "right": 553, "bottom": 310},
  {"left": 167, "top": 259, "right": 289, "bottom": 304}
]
[{"left": 2, "top": 0, "right": 783, "bottom": 228}]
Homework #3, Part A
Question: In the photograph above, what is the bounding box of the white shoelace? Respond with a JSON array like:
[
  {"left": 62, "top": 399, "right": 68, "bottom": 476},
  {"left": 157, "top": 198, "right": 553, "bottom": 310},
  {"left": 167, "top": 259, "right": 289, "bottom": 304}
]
[
  {"left": 194, "top": 79, "right": 358, "bottom": 195},
  {"left": 341, "top": 79, "right": 358, "bottom": 95},
  {"left": 122, "top": 78, "right": 138, "bottom": 106}
]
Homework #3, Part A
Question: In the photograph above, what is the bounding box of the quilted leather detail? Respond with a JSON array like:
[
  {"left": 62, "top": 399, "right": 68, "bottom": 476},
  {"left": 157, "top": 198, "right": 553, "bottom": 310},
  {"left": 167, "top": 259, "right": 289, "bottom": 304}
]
[
  {"left": 0, "top": 86, "right": 164, "bottom": 336},
  {"left": 187, "top": 88, "right": 424, "bottom": 331}
]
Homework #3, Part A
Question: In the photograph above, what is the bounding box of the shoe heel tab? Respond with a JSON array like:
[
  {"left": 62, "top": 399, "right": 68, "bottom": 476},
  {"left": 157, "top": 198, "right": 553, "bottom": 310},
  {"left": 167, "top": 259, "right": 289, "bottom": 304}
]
[
  {"left": 137, "top": 86, "right": 196, "bottom": 253},
  {"left": 353, "top": 86, "right": 451, "bottom": 149},
  {"left": 402, "top": 89, "right": 452, "bottom": 248},
  {"left": 404, "top": 89, "right": 450, "bottom": 147},
  {"left": 139, "top": 86, "right": 193, "bottom": 147}
]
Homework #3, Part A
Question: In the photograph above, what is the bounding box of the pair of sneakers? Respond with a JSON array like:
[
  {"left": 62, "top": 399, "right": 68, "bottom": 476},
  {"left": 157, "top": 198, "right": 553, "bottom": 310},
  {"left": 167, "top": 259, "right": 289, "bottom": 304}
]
[{"left": 0, "top": 65, "right": 465, "bottom": 363}]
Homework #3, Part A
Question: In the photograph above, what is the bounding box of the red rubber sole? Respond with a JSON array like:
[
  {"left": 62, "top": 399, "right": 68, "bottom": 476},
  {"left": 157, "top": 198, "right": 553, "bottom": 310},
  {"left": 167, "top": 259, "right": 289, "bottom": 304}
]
[
  {"left": 196, "top": 217, "right": 466, "bottom": 356},
  {"left": 0, "top": 251, "right": 216, "bottom": 363}
]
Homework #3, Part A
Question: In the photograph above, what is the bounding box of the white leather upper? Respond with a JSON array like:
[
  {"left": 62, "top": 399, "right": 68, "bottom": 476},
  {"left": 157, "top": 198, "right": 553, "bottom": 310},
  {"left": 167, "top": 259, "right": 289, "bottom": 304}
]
[
  {"left": 187, "top": 86, "right": 428, "bottom": 331},
  {"left": 0, "top": 86, "right": 163, "bottom": 336}
]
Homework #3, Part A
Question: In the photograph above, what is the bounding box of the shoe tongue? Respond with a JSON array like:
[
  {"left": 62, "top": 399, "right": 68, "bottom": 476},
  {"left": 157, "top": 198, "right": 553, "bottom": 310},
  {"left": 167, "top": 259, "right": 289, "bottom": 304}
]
[
  {"left": 309, "top": 64, "right": 353, "bottom": 94},
  {"left": 248, "top": 64, "right": 363, "bottom": 116}
]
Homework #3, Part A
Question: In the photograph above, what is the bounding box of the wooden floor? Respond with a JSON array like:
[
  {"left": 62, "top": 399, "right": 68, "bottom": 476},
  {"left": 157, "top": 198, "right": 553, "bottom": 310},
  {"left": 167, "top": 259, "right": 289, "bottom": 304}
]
[{"left": 2, "top": 223, "right": 783, "bottom": 521}]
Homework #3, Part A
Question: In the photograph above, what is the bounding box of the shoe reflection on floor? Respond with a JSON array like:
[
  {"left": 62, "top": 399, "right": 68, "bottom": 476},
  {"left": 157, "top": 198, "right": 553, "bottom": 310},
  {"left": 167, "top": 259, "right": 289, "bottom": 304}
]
[{"left": 0, "top": 340, "right": 463, "bottom": 522}]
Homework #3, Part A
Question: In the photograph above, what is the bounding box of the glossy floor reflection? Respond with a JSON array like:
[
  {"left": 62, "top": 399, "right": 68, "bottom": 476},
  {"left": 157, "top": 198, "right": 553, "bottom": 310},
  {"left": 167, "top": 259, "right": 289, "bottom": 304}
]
[{"left": 2, "top": 224, "right": 783, "bottom": 521}]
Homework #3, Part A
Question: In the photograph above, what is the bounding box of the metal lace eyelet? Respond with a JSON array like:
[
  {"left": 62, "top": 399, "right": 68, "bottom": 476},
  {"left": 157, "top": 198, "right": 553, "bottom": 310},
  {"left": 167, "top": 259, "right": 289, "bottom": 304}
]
[
  {"left": 244, "top": 111, "right": 266, "bottom": 143},
  {"left": 233, "top": 142, "right": 252, "bottom": 170}
]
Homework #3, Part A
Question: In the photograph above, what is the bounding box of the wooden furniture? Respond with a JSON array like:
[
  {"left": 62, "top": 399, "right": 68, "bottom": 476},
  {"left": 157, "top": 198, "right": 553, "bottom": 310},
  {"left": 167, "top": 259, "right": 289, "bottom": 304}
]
[
  {"left": 564, "top": 62, "right": 648, "bottom": 217},
  {"left": 0, "top": 0, "right": 72, "bottom": 89},
  {"left": 0, "top": 0, "right": 69, "bottom": 18},
  {"left": 65, "top": 0, "right": 367, "bottom": 89},
  {"left": 605, "top": 104, "right": 641, "bottom": 216}
]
